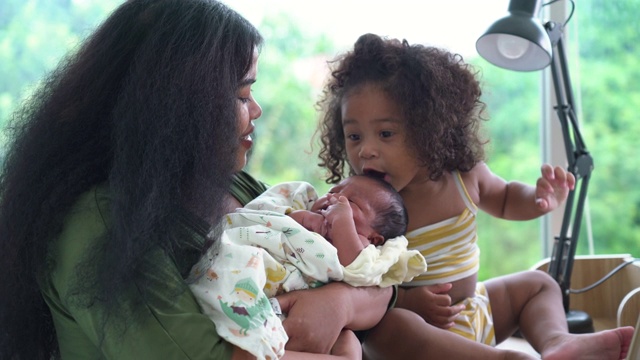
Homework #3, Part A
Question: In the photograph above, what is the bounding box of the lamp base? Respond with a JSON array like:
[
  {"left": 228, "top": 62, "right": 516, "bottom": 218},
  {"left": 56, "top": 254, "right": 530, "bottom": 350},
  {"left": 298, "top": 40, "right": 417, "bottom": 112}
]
[{"left": 567, "top": 309, "right": 594, "bottom": 334}]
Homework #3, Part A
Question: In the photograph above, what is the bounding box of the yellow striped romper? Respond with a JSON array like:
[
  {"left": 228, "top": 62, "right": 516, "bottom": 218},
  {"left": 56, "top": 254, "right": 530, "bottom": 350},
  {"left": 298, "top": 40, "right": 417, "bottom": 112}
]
[{"left": 404, "top": 170, "right": 495, "bottom": 346}]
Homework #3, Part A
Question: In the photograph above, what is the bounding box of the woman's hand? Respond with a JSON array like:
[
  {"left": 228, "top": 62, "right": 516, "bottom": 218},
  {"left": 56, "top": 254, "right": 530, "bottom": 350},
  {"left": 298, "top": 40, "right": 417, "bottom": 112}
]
[
  {"left": 236, "top": 330, "right": 362, "bottom": 360},
  {"left": 277, "top": 284, "right": 350, "bottom": 353},
  {"left": 276, "top": 282, "right": 392, "bottom": 353}
]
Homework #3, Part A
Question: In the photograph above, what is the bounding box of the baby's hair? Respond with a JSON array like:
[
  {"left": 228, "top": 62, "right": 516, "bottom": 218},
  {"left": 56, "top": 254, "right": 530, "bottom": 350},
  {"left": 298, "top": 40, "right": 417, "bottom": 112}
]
[
  {"left": 357, "top": 175, "right": 408, "bottom": 240},
  {"left": 317, "top": 33, "right": 488, "bottom": 184}
]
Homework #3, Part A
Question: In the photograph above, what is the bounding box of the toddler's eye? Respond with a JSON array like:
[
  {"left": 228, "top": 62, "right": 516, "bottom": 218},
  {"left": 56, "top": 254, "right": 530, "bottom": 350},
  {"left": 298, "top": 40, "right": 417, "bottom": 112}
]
[
  {"left": 347, "top": 134, "right": 360, "bottom": 141},
  {"left": 237, "top": 97, "right": 250, "bottom": 104},
  {"left": 380, "top": 131, "right": 393, "bottom": 138}
]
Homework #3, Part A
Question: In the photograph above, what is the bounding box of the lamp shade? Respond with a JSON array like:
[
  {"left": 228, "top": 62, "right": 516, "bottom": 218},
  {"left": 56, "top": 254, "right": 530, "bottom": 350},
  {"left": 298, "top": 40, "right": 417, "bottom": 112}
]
[{"left": 476, "top": 0, "right": 553, "bottom": 71}]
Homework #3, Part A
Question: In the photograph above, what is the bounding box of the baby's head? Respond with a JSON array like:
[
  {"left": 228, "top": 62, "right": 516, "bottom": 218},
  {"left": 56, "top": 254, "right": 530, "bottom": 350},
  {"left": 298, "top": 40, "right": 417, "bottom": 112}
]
[
  {"left": 314, "top": 175, "right": 407, "bottom": 243},
  {"left": 317, "top": 33, "right": 488, "bottom": 183}
]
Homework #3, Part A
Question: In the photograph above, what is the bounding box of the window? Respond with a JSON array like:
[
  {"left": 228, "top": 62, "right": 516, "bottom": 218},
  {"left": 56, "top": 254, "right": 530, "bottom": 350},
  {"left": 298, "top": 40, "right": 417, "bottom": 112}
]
[{"left": 2, "top": 0, "right": 637, "bottom": 280}]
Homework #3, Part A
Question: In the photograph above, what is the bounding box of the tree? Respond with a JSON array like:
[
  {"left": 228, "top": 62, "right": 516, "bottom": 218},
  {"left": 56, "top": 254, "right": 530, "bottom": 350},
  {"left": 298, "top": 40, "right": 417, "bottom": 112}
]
[
  {"left": 0, "top": 0, "right": 121, "bottom": 129},
  {"left": 246, "top": 13, "right": 334, "bottom": 194}
]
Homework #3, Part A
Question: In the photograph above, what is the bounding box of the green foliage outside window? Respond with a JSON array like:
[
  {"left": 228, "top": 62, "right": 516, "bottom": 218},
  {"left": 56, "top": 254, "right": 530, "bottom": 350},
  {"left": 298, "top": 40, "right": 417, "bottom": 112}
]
[{"left": 2, "top": 0, "right": 638, "bottom": 281}]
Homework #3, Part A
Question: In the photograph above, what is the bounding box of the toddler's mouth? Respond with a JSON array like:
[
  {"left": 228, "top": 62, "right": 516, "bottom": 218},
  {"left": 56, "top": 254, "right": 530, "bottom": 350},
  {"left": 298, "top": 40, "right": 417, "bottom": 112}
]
[{"left": 364, "top": 169, "right": 386, "bottom": 179}]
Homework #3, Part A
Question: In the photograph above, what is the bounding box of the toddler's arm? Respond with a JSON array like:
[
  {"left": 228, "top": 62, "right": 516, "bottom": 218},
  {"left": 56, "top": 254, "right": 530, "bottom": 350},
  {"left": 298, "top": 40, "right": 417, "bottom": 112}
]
[{"left": 475, "top": 162, "right": 575, "bottom": 220}]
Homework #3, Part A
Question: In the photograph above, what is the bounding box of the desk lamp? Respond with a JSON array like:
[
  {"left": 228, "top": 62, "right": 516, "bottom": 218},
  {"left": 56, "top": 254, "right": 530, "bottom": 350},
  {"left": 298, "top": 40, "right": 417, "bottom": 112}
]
[{"left": 476, "top": 0, "right": 594, "bottom": 333}]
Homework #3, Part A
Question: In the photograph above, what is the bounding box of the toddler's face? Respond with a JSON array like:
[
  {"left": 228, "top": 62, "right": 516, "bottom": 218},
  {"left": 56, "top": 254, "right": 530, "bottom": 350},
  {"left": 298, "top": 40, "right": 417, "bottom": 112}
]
[{"left": 341, "top": 83, "right": 425, "bottom": 193}]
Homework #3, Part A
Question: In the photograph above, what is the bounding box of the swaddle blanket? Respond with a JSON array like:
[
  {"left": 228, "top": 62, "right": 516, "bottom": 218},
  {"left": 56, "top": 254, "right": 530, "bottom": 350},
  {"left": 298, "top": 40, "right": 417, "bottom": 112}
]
[{"left": 188, "top": 181, "right": 427, "bottom": 359}]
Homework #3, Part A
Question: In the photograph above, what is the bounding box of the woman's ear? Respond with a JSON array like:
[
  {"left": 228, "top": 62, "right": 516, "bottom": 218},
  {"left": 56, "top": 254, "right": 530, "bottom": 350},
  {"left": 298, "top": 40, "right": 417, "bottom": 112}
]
[{"left": 368, "top": 233, "right": 385, "bottom": 247}]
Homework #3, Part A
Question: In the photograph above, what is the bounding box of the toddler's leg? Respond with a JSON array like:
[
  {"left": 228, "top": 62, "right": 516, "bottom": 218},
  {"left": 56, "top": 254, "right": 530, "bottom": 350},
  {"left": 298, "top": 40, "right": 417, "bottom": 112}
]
[
  {"left": 485, "top": 270, "right": 634, "bottom": 359},
  {"left": 485, "top": 270, "right": 565, "bottom": 345},
  {"left": 363, "top": 308, "right": 536, "bottom": 360}
]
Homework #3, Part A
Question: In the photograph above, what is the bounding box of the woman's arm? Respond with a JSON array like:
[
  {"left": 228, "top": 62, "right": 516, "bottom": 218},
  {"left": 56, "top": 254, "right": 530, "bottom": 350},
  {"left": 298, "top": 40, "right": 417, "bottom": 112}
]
[
  {"left": 41, "top": 190, "right": 235, "bottom": 359},
  {"left": 276, "top": 282, "right": 393, "bottom": 353},
  {"left": 232, "top": 329, "right": 361, "bottom": 360}
]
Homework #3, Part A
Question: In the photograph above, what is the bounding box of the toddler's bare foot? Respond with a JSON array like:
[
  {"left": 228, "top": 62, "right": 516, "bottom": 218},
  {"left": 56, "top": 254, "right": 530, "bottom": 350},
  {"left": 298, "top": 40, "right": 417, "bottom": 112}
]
[{"left": 540, "top": 326, "right": 634, "bottom": 360}]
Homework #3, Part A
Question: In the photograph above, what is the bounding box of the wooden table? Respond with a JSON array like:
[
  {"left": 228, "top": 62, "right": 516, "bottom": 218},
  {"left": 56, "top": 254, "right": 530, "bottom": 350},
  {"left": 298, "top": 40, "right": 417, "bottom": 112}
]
[{"left": 533, "top": 254, "right": 640, "bottom": 331}]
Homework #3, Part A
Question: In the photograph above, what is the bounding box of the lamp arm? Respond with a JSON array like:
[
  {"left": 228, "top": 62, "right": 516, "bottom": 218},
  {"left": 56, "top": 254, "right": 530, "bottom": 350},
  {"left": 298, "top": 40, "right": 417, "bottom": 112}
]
[{"left": 544, "top": 21, "right": 594, "bottom": 311}]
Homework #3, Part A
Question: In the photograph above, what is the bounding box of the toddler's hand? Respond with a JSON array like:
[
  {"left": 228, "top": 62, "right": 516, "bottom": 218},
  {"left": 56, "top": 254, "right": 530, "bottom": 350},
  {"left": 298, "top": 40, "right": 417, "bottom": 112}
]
[
  {"left": 400, "top": 283, "right": 464, "bottom": 329},
  {"left": 535, "top": 164, "right": 576, "bottom": 211}
]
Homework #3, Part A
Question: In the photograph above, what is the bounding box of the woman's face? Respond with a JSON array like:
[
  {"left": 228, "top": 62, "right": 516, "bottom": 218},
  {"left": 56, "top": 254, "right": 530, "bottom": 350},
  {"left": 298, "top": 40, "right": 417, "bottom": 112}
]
[{"left": 234, "top": 50, "right": 262, "bottom": 172}]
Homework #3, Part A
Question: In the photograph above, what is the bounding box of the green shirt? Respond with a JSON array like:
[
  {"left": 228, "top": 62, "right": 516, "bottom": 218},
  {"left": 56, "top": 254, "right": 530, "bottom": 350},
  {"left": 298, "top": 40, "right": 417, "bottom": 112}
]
[
  {"left": 39, "top": 172, "right": 269, "bottom": 359},
  {"left": 39, "top": 186, "right": 235, "bottom": 359},
  {"left": 230, "top": 170, "right": 270, "bottom": 205}
]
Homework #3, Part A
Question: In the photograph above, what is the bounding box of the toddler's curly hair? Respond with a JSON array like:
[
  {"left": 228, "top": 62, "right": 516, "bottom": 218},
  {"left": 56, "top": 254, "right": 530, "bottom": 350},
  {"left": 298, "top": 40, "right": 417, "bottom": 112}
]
[{"left": 317, "top": 33, "right": 488, "bottom": 184}]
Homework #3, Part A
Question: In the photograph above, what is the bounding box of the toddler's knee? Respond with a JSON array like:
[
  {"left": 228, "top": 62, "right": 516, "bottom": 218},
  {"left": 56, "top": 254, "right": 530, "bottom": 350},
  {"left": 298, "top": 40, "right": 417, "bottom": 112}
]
[{"left": 526, "top": 270, "right": 559, "bottom": 291}]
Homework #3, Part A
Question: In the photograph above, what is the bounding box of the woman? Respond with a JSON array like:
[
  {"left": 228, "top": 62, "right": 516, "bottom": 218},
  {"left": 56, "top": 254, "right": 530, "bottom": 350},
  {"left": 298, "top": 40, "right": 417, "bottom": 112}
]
[{"left": 0, "top": 1, "right": 386, "bottom": 358}]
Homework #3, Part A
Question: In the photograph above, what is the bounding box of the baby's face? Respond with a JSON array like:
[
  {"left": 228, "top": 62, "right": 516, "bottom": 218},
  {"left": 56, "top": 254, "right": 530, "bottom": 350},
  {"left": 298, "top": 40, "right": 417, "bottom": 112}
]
[{"left": 313, "top": 176, "right": 383, "bottom": 237}]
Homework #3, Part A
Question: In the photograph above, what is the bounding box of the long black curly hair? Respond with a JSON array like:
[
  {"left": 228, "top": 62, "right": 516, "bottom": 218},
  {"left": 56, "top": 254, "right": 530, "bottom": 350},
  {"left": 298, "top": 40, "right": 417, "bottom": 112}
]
[
  {"left": 0, "top": 0, "right": 262, "bottom": 358},
  {"left": 317, "top": 33, "right": 488, "bottom": 184}
]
